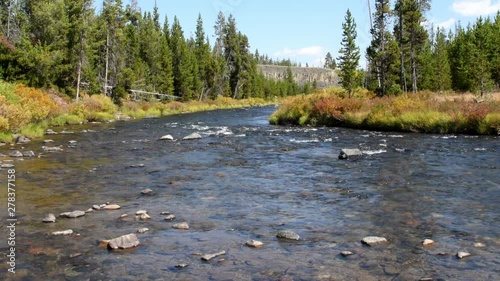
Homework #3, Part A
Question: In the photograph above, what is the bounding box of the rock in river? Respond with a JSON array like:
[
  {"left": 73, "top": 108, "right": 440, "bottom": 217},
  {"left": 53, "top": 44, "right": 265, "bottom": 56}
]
[
  {"left": 201, "top": 251, "right": 226, "bottom": 261},
  {"left": 339, "top": 149, "right": 362, "bottom": 160},
  {"left": 172, "top": 222, "right": 189, "bottom": 230},
  {"left": 60, "top": 210, "right": 86, "bottom": 218},
  {"left": 43, "top": 213, "right": 56, "bottom": 223},
  {"left": 159, "top": 134, "right": 174, "bottom": 141},
  {"left": 183, "top": 133, "right": 202, "bottom": 140},
  {"left": 9, "top": 150, "right": 23, "bottom": 157},
  {"left": 423, "top": 239, "right": 435, "bottom": 246},
  {"left": 102, "top": 204, "right": 121, "bottom": 210},
  {"left": 52, "top": 229, "right": 73, "bottom": 236},
  {"left": 22, "top": 151, "right": 35, "bottom": 157},
  {"left": 141, "top": 188, "right": 154, "bottom": 195},
  {"left": 341, "top": 251, "right": 354, "bottom": 257},
  {"left": 137, "top": 228, "right": 149, "bottom": 234},
  {"left": 107, "top": 234, "right": 140, "bottom": 250},
  {"left": 362, "top": 236, "right": 388, "bottom": 246},
  {"left": 16, "top": 135, "right": 31, "bottom": 144},
  {"left": 457, "top": 252, "right": 471, "bottom": 259},
  {"left": 42, "top": 146, "right": 63, "bottom": 152},
  {"left": 164, "top": 214, "right": 176, "bottom": 221},
  {"left": 276, "top": 230, "right": 300, "bottom": 241},
  {"left": 246, "top": 240, "right": 264, "bottom": 248}
]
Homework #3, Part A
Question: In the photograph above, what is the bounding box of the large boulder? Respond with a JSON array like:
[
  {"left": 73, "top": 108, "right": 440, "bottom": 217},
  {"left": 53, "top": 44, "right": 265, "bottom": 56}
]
[
  {"left": 107, "top": 234, "right": 140, "bottom": 250},
  {"left": 339, "top": 149, "right": 362, "bottom": 160},
  {"left": 276, "top": 230, "right": 300, "bottom": 241},
  {"left": 9, "top": 150, "right": 23, "bottom": 157}
]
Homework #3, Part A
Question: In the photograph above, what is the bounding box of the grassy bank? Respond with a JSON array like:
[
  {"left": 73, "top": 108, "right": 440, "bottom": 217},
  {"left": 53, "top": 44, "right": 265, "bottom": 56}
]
[
  {"left": 269, "top": 88, "right": 500, "bottom": 135},
  {"left": 0, "top": 81, "right": 274, "bottom": 143}
]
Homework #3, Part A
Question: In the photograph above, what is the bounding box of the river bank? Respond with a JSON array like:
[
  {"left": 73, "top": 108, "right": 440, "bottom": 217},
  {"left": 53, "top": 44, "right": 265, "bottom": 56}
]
[
  {"left": 269, "top": 88, "right": 500, "bottom": 135},
  {"left": 0, "top": 81, "right": 275, "bottom": 143}
]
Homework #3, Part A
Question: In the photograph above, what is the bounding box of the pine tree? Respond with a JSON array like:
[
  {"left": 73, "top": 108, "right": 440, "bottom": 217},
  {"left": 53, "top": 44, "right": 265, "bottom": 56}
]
[
  {"left": 338, "top": 9, "right": 360, "bottom": 97},
  {"left": 324, "top": 52, "right": 336, "bottom": 69},
  {"left": 431, "top": 27, "right": 452, "bottom": 92}
]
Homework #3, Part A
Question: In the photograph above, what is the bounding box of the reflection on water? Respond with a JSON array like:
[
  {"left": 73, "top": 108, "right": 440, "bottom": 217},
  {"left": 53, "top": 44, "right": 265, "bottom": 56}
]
[{"left": 1, "top": 107, "right": 499, "bottom": 280}]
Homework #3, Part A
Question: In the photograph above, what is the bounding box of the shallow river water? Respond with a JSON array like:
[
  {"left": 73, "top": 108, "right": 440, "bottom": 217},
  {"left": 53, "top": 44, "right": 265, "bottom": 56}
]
[{"left": 1, "top": 106, "right": 499, "bottom": 281}]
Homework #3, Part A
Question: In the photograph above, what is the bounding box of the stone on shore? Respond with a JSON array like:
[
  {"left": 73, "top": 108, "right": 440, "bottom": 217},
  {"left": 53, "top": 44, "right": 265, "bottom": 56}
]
[
  {"left": 276, "top": 230, "right": 300, "bottom": 241},
  {"left": 60, "top": 210, "right": 86, "bottom": 218},
  {"left": 201, "top": 251, "right": 226, "bottom": 261},
  {"left": 362, "top": 236, "right": 388, "bottom": 246},
  {"left": 183, "top": 133, "right": 202, "bottom": 140},
  {"left": 246, "top": 240, "right": 264, "bottom": 248},
  {"left": 52, "top": 229, "right": 73, "bottom": 236},
  {"left": 339, "top": 149, "right": 363, "bottom": 160},
  {"left": 172, "top": 222, "right": 189, "bottom": 230},
  {"left": 43, "top": 213, "right": 56, "bottom": 223},
  {"left": 107, "top": 234, "right": 140, "bottom": 250}
]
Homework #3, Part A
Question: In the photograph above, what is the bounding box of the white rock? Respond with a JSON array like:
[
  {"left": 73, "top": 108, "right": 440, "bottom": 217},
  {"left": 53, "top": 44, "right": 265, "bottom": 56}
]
[
  {"left": 135, "top": 210, "right": 148, "bottom": 215},
  {"left": 183, "top": 133, "right": 202, "bottom": 140},
  {"left": 341, "top": 251, "right": 354, "bottom": 257},
  {"left": 102, "top": 204, "right": 121, "bottom": 210},
  {"left": 141, "top": 188, "right": 153, "bottom": 195},
  {"left": 107, "top": 234, "right": 140, "bottom": 250},
  {"left": 172, "top": 222, "right": 189, "bottom": 230},
  {"left": 474, "top": 242, "right": 485, "bottom": 248},
  {"left": 164, "top": 214, "right": 176, "bottom": 220},
  {"left": 138, "top": 213, "right": 151, "bottom": 220},
  {"left": 52, "top": 229, "right": 73, "bottom": 236},
  {"left": 339, "top": 148, "right": 363, "bottom": 160},
  {"left": 137, "top": 228, "right": 149, "bottom": 234},
  {"left": 457, "top": 252, "right": 471, "bottom": 259},
  {"left": 362, "top": 236, "right": 388, "bottom": 246},
  {"left": 276, "top": 230, "right": 300, "bottom": 241},
  {"left": 159, "top": 134, "right": 174, "bottom": 141},
  {"left": 246, "top": 240, "right": 264, "bottom": 248},
  {"left": 43, "top": 213, "right": 56, "bottom": 223},
  {"left": 201, "top": 251, "right": 226, "bottom": 261},
  {"left": 423, "top": 239, "right": 435, "bottom": 246}
]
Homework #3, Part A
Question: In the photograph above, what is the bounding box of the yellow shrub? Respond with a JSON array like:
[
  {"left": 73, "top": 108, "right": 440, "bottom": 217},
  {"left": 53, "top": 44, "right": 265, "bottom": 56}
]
[{"left": 15, "top": 84, "right": 59, "bottom": 122}]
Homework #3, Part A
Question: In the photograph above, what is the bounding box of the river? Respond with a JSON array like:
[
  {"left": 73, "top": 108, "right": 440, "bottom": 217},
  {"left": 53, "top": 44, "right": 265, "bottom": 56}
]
[{"left": 1, "top": 106, "right": 499, "bottom": 280}]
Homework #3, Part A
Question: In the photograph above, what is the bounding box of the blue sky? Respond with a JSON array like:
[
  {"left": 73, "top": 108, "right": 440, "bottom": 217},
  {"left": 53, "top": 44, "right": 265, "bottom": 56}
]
[{"left": 126, "top": 0, "right": 500, "bottom": 67}]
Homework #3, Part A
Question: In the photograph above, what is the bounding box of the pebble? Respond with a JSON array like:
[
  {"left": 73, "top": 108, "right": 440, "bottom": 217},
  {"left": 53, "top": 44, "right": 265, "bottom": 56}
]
[
  {"left": 160, "top": 211, "right": 171, "bottom": 215},
  {"left": 22, "top": 151, "right": 35, "bottom": 157},
  {"left": 42, "top": 146, "right": 63, "bottom": 152},
  {"left": 137, "top": 228, "right": 149, "bottom": 234},
  {"left": 92, "top": 205, "right": 101, "bottom": 210},
  {"left": 141, "top": 188, "right": 154, "bottom": 195},
  {"left": 419, "top": 278, "right": 434, "bottom": 281},
  {"left": 102, "top": 204, "right": 121, "bottom": 210},
  {"left": 85, "top": 208, "right": 93, "bottom": 213},
  {"left": 136, "top": 210, "right": 148, "bottom": 215},
  {"left": 246, "top": 240, "right": 264, "bottom": 248},
  {"left": 43, "top": 213, "right": 56, "bottom": 223},
  {"left": 120, "top": 214, "right": 128, "bottom": 218},
  {"left": 362, "top": 236, "right": 388, "bottom": 246},
  {"left": 201, "top": 251, "right": 226, "bottom": 261},
  {"left": 52, "top": 229, "right": 73, "bottom": 236},
  {"left": 69, "top": 253, "right": 82, "bottom": 259},
  {"left": 46, "top": 129, "right": 58, "bottom": 135},
  {"left": 474, "top": 242, "right": 485, "bottom": 248},
  {"left": 172, "top": 222, "right": 189, "bottom": 230},
  {"left": 457, "top": 252, "right": 471, "bottom": 259},
  {"left": 43, "top": 139, "right": 54, "bottom": 143},
  {"left": 276, "top": 230, "right": 300, "bottom": 241},
  {"left": 164, "top": 214, "right": 176, "bottom": 220},
  {"left": 175, "top": 263, "right": 189, "bottom": 269},
  {"left": 423, "top": 239, "right": 435, "bottom": 246},
  {"left": 68, "top": 140, "right": 77, "bottom": 144},
  {"left": 341, "top": 251, "right": 354, "bottom": 257}
]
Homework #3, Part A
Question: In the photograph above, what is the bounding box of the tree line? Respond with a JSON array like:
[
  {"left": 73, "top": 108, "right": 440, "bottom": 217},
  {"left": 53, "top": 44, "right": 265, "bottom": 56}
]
[
  {"left": 337, "top": 0, "right": 500, "bottom": 97},
  {"left": 0, "top": 0, "right": 306, "bottom": 102}
]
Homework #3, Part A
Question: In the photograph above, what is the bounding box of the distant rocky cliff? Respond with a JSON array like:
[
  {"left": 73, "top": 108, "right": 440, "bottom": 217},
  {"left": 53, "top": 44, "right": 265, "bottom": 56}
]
[{"left": 257, "top": 65, "right": 339, "bottom": 88}]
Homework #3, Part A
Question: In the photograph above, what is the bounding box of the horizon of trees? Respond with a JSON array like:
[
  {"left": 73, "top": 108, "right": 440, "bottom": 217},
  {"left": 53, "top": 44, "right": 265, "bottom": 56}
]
[{"left": 0, "top": 0, "right": 308, "bottom": 103}]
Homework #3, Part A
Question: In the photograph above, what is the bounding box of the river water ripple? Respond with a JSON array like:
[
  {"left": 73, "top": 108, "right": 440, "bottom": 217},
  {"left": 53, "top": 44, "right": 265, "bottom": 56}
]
[{"left": 1, "top": 106, "right": 499, "bottom": 280}]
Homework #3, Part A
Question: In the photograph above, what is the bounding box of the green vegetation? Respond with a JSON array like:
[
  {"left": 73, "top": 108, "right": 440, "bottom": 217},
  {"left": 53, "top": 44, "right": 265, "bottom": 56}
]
[
  {"left": 270, "top": 88, "right": 500, "bottom": 135},
  {"left": 0, "top": 81, "right": 274, "bottom": 142}
]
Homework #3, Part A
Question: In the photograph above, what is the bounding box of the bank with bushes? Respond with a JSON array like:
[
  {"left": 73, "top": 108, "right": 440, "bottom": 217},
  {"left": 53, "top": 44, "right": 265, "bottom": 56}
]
[{"left": 269, "top": 88, "right": 500, "bottom": 135}]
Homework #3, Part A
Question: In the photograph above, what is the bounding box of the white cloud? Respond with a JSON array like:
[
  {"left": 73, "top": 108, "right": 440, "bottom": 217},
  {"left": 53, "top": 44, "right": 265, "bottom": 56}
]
[
  {"left": 452, "top": 0, "right": 500, "bottom": 17},
  {"left": 273, "top": 46, "right": 325, "bottom": 57},
  {"left": 436, "top": 18, "right": 457, "bottom": 29}
]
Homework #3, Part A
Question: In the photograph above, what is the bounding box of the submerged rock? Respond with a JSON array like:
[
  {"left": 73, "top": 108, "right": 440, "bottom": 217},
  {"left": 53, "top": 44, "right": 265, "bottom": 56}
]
[
  {"left": 201, "top": 251, "right": 226, "bottom": 261},
  {"left": 43, "top": 213, "right": 56, "bottom": 223},
  {"left": 16, "top": 135, "right": 31, "bottom": 144},
  {"left": 138, "top": 213, "right": 151, "bottom": 220},
  {"left": 46, "top": 129, "right": 58, "bottom": 135},
  {"left": 246, "top": 240, "right": 264, "bottom": 248},
  {"left": 362, "top": 236, "right": 388, "bottom": 246},
  {"left": 175, "top": 263, "right": 189, "bottom": 269},
  {"left": 92, "top": 205, "right": 101, "bottom": 210},
  {"left": 60, "top": 211, "right": 86, "bottom": 218},
  {"left": 135, "top": 210, "right": 148, "bottom": 215},
  {"left": 141, "top": 188, "right": 154, "bottom": 195},
  {"left": 164, "top": 214, "right": 176, "bottom": 220},
  {"left": 43, "top": 139, "right": 54, "bottom": 143},
  {"left": 52, "top": 229, "right": 73, "bottom": 236},
  {"left": 137, "top": 228, "right": 149, "bottom": 234},
  {"left": 107, "top": 234, "right": 140, "bottom": 250},
  {"left": 183, "top": 133, "right": 202, "bottom": 140},
  {"left": 339, "top": 148, "right": 362, "bottom": 160},
  {"left": 276, "top": 230, "right": 300, "bottom": 241},
  {"left": 172, "top": 222, "right": 189, "bottom": 230},
  {"left": 42, "top": 146, "right": 63, "bottom": 152},
  {"left": 159, "top": 134, "right": 174, "bottom": 141}
]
